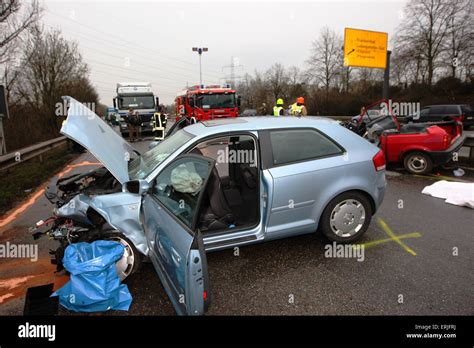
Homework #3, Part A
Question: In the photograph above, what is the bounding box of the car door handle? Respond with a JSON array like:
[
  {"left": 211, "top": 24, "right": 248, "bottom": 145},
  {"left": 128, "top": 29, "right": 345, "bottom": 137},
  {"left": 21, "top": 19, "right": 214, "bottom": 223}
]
[{"left": 171, "top": 248, "right": 181, "bottom": 265}]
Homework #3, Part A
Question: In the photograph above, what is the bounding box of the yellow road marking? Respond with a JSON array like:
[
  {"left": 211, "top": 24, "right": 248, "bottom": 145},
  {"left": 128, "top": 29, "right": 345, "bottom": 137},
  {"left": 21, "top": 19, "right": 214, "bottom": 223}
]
[
  {"left": 355, "top": 232, "right": 421, "bottom": 250},
  {"left": 377, "top": 218, "right": 418, "bottom": 256}
]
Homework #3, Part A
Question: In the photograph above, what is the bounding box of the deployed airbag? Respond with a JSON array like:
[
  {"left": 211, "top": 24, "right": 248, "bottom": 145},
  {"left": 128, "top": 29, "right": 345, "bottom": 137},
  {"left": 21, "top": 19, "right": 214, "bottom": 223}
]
[{"left": 171, "top": 163, "right": 203, "bottom": 195}]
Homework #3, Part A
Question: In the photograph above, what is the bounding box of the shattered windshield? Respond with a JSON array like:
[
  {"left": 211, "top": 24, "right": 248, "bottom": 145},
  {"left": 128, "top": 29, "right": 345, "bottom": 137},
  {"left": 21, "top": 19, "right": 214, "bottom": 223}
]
[{"left": 128, "top": 129, "right": 194, "bottom": 180}]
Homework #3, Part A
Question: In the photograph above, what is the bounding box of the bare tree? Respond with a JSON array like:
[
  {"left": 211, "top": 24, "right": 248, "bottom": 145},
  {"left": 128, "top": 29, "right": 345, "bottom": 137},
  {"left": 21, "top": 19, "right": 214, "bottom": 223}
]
[
  {"left": 236, "top": 73, "right": 254, "bottom": 109},
  {"left": 306, "top": 27, "right": 342, "bottom": 102},
  {"left": 265, "top": 63, "right": 288, "bottom": 102},
  {"left": 286, "top": 66, "right": 306, "bottom": 101},
  {"left": 0, "top": 0, "right": 41, "bottom": 64},
  {"left": 442, "top": 0, "right": 473, "bottom": 79},
  {"left": 12, "top": 28, "right": 94, "bottom": 132},
  {"left": 395, "top": 0, "right": 453, "bottom": 86}
]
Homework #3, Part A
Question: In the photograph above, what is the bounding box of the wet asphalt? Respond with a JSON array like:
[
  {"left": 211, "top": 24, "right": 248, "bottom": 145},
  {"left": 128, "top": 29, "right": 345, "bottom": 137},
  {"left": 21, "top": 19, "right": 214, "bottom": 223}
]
[
  {"left": 122, "top": 170, "right": 474, "bottom": 315},
  {"left": 0, "top": 131, "right": 473, "bottom": 316}
]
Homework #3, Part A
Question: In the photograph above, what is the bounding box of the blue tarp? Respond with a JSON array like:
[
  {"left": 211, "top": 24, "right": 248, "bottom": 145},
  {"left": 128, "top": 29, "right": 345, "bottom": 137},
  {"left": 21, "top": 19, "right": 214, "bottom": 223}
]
[{"left": 52, "top": 240, "right": 132, "bottom": 312}]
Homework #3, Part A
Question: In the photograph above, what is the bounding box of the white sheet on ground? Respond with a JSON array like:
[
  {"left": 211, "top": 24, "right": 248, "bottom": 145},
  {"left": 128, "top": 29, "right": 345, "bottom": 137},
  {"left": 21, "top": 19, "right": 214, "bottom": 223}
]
[{"left": 421, "top": 180, "right": 474, "bottom": 209}]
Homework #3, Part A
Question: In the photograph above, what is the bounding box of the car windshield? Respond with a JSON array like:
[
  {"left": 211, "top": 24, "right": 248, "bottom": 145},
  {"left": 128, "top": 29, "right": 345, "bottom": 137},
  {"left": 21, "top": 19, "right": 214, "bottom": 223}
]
[
  {"left": 119, "top": 95, "right": 155, "bottom": 109},
  {"left": 128, "top": 129, "right": 194, "bottom": 180},
  {"left": 197, "top": 93, "right": 235, "bottom": 109}
]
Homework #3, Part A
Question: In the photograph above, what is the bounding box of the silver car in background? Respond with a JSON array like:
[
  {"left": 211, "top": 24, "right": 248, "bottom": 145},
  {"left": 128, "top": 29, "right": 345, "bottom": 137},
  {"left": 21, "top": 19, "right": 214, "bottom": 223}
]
[{"left": 61, "top": 97, "right": 387, "bottom": 315}]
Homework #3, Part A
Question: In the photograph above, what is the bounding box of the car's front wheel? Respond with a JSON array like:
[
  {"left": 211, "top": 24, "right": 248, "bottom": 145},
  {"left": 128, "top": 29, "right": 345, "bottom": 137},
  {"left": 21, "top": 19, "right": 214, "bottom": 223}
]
[
  {"left": 319, "top": 191, "right": 372, "bottom": 243},
  {"left": 85, "top": 231, "right": 141, "bottom": 281}
]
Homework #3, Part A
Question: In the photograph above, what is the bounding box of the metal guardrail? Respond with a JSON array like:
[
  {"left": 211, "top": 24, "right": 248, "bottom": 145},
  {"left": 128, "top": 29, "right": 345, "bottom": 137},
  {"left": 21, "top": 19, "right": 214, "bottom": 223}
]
[{"left": 0, "top": 136, "right": 68, "bottom": 171}]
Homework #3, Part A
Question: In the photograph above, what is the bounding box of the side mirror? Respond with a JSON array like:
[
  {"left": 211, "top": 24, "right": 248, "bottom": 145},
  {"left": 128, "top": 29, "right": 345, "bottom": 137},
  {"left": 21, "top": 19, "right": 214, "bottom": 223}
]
[
  {"left": 237, "top": 95, "right": 242, "bottom": 108},
  {"left": 124, "top": 179, "right": 150, "bottom": 196},
  {"left": 113, "top": 98, "right": 116, "bottom": 108}
]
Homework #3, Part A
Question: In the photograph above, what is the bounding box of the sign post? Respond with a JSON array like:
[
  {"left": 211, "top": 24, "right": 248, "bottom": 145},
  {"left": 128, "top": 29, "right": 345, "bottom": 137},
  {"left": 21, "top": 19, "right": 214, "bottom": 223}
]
[
  {"left": 0, "top": 85, "right": 9, "bottom": 155},
  {"left": 0, "top": 113, "right": 5, "bottom": 155},
  {"left": 383, "top": 50, "right": 392, "bottom": 99}
]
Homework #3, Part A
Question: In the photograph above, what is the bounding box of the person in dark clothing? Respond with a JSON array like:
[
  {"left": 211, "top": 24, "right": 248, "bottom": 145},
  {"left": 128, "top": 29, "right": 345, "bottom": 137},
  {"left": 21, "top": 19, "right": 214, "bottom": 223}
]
[{"left": 126, "top": 107, "right": 140, "bottom": 142}]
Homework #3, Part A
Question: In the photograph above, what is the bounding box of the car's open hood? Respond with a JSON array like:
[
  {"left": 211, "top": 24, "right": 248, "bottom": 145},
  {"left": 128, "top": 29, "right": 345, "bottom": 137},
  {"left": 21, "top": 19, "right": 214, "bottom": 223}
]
[{"left": 60, "top": 96, "right": 136, "bottom": 184}]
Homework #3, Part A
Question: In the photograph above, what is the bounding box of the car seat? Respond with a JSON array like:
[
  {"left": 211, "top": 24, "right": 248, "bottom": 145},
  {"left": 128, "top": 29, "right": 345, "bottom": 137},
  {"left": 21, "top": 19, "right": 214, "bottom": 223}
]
[{"left": 189, "top": 148, "right": 235, "bottom": 232}]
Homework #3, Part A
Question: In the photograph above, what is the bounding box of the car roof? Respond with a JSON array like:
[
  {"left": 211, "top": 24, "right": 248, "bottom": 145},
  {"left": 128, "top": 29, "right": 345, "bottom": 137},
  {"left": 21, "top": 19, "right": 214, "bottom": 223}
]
[{"left": 185, "top": 116, "right": 339, "bottom": 136}]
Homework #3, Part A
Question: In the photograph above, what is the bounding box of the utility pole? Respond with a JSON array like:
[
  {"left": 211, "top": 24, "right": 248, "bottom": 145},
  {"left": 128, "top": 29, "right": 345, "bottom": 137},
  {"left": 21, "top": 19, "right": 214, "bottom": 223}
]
[
  {"left": 192, "top": 47, "right": 208, "bottom": 86},
  {"left": 222, "top": 56, "right": 243, "bottom": 88}
]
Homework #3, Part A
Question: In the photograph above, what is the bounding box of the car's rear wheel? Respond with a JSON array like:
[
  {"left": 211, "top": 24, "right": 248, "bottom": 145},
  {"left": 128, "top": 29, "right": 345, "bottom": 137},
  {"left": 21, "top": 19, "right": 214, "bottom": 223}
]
[
  {"left": 403, "top": 151, "right": 433, "bottom": 175},
  {"left": 319, "top": 191, "right": 372, "bottom": 243}
]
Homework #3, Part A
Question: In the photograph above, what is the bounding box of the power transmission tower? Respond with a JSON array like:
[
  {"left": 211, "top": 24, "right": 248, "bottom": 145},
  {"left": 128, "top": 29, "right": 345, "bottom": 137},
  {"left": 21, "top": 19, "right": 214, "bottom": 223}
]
[{"left": 222, "top": 56, "right": 243, "bottom": 88}]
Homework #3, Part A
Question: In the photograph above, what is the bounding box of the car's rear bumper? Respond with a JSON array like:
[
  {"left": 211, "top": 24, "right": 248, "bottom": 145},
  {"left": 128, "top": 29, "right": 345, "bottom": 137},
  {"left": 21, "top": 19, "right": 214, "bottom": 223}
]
[
  {"left": 370, "top": 170, "right": 387, "bottom": 214},
  {"left": 429, "top": 135, "right": 466, "bottom": 166}
]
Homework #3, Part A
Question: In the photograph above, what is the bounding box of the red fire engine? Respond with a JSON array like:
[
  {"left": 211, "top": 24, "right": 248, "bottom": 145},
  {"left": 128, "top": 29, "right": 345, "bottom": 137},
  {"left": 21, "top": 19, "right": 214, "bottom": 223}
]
[{"left": 175, "top": 84, "right": 240, "bottom": 121}]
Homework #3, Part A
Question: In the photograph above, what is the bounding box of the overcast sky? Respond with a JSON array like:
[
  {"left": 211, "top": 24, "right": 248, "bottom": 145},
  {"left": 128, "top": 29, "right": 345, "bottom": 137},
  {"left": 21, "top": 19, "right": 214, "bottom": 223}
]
[{"left": 42, "top": 0, "right": 407, "bottom": 105}]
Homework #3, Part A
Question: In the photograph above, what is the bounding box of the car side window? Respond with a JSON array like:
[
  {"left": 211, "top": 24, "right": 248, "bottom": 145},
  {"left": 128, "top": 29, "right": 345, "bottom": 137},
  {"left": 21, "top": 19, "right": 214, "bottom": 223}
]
[
  {"left": 419, "top": 108, "right": 429, "bottom": 117},
  {"left": 429, "top": 106, "right": 445, "bottom": 114},
  {"left": 152, "top": 157, "right": 212, "bottom": 228},
  {"left": 269, "top": 129, "right": 342, "bottom": 166},
  {"left": 445, "top": 105, "right": 460, "bottom": 115}
]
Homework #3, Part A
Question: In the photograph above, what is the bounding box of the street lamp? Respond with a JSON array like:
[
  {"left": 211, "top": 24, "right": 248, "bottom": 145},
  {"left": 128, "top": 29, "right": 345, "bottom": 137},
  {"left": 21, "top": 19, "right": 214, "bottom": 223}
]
[{"left": 192, "top": 47, "right": 208, "bottom": 86}]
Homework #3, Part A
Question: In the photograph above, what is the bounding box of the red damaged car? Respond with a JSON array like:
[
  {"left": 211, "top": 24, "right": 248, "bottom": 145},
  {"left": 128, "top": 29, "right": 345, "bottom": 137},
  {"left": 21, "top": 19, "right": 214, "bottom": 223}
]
[{"left": 346, "top": 100, "right": 465, "bottom": 175}]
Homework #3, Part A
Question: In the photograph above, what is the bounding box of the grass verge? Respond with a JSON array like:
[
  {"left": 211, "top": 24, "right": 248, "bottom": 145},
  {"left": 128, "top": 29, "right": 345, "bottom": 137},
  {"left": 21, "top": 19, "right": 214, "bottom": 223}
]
[{"left": 0, "top": 145, "right": 78, "bottom": 215}]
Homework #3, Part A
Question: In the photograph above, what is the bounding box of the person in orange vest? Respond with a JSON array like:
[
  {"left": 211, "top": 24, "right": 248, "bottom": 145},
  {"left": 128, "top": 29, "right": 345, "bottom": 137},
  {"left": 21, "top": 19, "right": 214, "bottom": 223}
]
[{"left": 290, "top": 97, "right": 308, "bottom": 116}]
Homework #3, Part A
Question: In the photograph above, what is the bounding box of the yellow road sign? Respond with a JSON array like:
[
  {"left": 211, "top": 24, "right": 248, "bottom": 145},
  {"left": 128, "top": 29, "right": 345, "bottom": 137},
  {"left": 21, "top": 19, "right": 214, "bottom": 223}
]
[{"left": 344, "top": 28, "right": 388, "bottom": 69}]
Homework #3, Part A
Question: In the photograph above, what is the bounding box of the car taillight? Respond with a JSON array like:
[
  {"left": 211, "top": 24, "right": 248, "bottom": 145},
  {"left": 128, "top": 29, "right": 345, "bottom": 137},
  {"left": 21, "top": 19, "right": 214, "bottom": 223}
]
[
  {"left": 373, "top": 150, "right": 386, "bottom": 171},
  {"left": 203, "top": 291, "right": 208, "bottom": 301},
  {"left": 443, "top": 134, "right": 450, "bottom": 147}
]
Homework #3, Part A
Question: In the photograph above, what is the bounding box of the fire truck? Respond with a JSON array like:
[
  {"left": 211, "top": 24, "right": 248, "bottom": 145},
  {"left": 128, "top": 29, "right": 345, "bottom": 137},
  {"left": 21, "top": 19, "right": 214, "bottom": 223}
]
[{"left": 175, "top": 84, "right": 240, "bottom": 121}]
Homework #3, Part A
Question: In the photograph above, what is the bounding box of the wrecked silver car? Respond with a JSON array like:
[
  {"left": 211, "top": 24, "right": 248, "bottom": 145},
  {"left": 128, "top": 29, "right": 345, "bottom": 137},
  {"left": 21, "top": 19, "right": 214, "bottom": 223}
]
[
  {"left": 34, "top": 97, "right": 196, "bottom": 280},
  {"left": 35, "top": 96, "right": 386, "bottom": 315}
]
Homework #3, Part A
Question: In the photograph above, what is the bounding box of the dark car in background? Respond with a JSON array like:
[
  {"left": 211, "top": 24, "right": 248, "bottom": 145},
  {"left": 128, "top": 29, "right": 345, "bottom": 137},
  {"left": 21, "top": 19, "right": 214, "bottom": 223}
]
[
  {"left": 351, "top": 109, "right": 384, "bottom": 123},
  {"left": 407, "top": 104, "right": 473, "bottom": 129},
  {"left": 240, "top": 109, "right": 258, "bottom": 117}
]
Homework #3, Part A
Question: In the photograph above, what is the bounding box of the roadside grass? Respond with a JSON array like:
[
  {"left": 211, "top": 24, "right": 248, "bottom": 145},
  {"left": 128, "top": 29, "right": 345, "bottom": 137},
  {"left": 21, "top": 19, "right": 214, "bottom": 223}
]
[{"left": 0, "top": 145, "right": 78, "bottom": 215}]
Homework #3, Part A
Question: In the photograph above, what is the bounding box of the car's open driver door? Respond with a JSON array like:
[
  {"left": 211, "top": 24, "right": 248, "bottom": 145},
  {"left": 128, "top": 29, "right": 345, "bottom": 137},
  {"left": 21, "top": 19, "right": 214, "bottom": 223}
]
[{"left": 141, "top": 154, "right": 213, "bottom": 315}]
